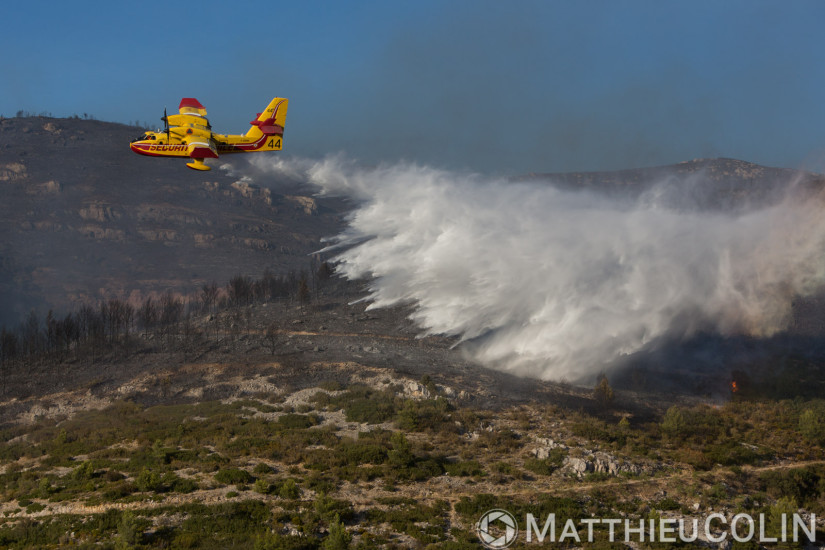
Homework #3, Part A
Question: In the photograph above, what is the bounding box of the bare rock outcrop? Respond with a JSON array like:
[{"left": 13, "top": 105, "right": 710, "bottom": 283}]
[
  {"left": 79, "top": 203, "right": 121, "bottom": 222},
  {"left": 286, "top": 195, "right": 318, "bottom": 215},
  {"left": 231, "top": 180, "right": 273, "bottom": 205},
  {"left": 0, "top": 162, "right": 27, "bottom": 181},
  {"left": 561, "top": 450, "right": 649, "bottom": 478}
]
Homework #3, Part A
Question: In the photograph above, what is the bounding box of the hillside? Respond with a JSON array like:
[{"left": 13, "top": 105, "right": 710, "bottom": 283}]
[
  {"left": 0, "top": 280, "right": 823, "bottom": 548},
  {"left": 520, "top": 157, "right": 825, "bottom": 211},
  {"left": 4, "top": 114, "right": 825, "bottom": 336},
  {"left": 1, "top": 116, "right": 825, "bottom": 547},
  {"left": 0, "top": 115, "right": 346, "bottom": 326}
]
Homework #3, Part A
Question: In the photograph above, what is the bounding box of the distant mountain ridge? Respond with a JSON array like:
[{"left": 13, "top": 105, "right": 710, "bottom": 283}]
[{"left": 518, "top": 157, "right": 825, "bottom": 211}]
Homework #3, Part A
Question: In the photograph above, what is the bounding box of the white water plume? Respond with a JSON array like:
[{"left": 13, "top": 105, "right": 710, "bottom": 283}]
[{"left": 241, "top": 156, "right": 825, "bottom": 381}]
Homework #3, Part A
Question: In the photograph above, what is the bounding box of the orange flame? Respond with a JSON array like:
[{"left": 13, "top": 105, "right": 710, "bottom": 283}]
[{"left": 731, "top": 380, "right": 738, "bottom": 393}]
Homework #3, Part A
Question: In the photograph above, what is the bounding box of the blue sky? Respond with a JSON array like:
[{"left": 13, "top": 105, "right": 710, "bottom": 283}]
[{"left": 2, "top": 1, "right": 825, "bottom": 174}]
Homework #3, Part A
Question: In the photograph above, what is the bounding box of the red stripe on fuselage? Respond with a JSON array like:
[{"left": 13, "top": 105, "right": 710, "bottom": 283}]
[
  {"left": 216, "top": 133, "right": 270, "bottom": 153},
  {"left": 130, "top": 143, "right": 189, "bottom": 157}
]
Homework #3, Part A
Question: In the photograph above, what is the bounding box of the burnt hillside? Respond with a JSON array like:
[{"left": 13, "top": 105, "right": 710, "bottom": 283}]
[
  {"left": 3, "top": 114, "right": 825, "bottom": 343},
  {"left": 0, "top": 116, "right": 347, "bottom": 326}
]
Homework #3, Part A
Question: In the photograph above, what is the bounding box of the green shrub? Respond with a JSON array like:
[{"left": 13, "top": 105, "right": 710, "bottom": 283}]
[
  {"left": 523, "top": 457, "right": 558, "bottom": 476},
  {"left": 444, "top": 460, "right": 484, "bottom": 477},
  {"left": 365, "top": 500, "right": 449, "bottom": 545},
  {"left": 765, "top": 497, "right": 800, "bottom": 545},
  {"left": 171, "top": 476, "right": 199, "bottom": 493},
  {"left": 702, "top": 441, "right": 764, "bottom": 467},
  {"left": 25, "top": 502, "right": 46, "bottom": 514},
  {"left": 491, "top": 461, "right": 519, "bottom": 475},
  {"left": 524, "top": 447, "right": 567, "bottom": 476},
  {"left": 314, "top": 494, "right": 355, "bottom": 523},
  {"left": 455, "top": 494, "right": 581, "bottom": 525},
  {"left": 304, "top": 472, "right": 340, "bottom": 494},
  {"left": 214, "top": 468, "right": 254, "bottom": 485},
  {"left": 759, "top": 465, "right": 825, "bottom": 509},
  {"left": 322, "top": 514, "right": 351, "bottom": 550},
  {"left": 277, "top": 414, "right": 321, "bottom": 430},
  {"left": 71, "top": 461, "right": 95, "bottom": 481},
  {"left": 344, "top": 396, "right": 396, "bottom": 424},
  {"left": 475, "top": 427, "right": 521, "bottom": 452},
  {"left": 103, "top": 481, "right": 137, "bottom": 500},
  {"left": 661, "top": 405, "right": 729, "bottom": 446},
  {"left": 135, "top": 468, "right": 161, "bottom": 492},
  {"left": 799, "top": 407, "right": 825, "bottom": 445},
  {"left": 571, "top": 420, "right": 617, "bottom": 443},
  {"left": 705, "top": 483, "right": 729, "bottom": 502},
  {"left": 655, "top": 497, "right": 681, "bottom": 511},
  {"left": 395, "top": 398, "right": 453, "bottom": 432},
  {"left": 661, "top": 406, "right": 686, "bottom": 438},
  {"left": 254, "top": 462, "right": 275, "bottom": 475},
  {"left": 255, "top": 533, "right": 320, "bottom": 550},
  {"left": 325, "top": 386, "right": 397, "bottom": 424},
  {"left": 341, "top": 441, "right": 388, "bottom": 465},
  {"left": 387, "top": 432, "right": 414, "bottom": 469},
  {"left": 254, "top": 479, "right": 272, "bottom": 494},
  {"left": 104, "top": 469, "right": 125, "bottom": 483},
  {"left": 116, "top": 510, "right": 144, "bottom": 548},
  {"left": 584, "top": 471, "right": 610, "bottom": 482},
  {"left": 37, "top": 477, "right": 52, "bottom": 498},
  {"left": 278, "top": 478, "right": 301, "bottom": 499}
]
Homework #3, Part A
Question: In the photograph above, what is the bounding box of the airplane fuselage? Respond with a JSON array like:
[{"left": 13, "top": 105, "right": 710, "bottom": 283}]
[
  {"left": 129, "top": 132, "right": 282, "bottom": 157},
  {"left": 129, "top": 97, "right": 287, "bottom": 170}
]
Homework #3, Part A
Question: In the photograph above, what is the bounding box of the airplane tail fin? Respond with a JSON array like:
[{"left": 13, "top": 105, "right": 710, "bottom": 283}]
[{"left": 246, "top": 98, "right": 288, "bottom": 150}]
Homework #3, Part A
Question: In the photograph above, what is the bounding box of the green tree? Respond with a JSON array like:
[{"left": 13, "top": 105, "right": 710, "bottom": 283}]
[
  {"left": 799, "top": 408, "right": 825, "bottom": 445},
  {"left": 322, "top": 514, "right": 351, "bottom": 550},
  {"left": 767, "top": 497, "right": 802, "bottom": 549},
  {"left": 387, "top": 432, "right": 414, "bottom": 469},
  {"left": 279, "top": 478, "right": 301, "bottom": 500},
  {"left": 72, "top": 460, "right": 95, "bottom": 481},
  {"left": 135, "top": 468, "right": 161, "bottom": 492},
  {"left": 661, "top": 406, "right": 686, "bottom": 438},
  {"left": 115, "top": 511, "right": 142, "bottom": 549}
]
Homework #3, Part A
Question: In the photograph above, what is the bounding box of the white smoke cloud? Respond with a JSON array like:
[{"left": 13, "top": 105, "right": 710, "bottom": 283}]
[{"left": 243, "top": 155, "right": 825, "bottom": 381}]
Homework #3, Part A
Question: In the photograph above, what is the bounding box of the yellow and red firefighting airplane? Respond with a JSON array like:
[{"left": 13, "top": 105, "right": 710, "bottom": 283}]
[{"left": 129, "top": 97, "right": 288, "bottom": 171}]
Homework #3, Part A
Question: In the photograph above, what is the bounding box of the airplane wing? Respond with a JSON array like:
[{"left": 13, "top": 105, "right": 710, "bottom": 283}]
[
  {"left": 187, "top": 139, "right": 218, "bottom": 160},
  {"left": 172, "top": 98, "right": 218, "bottom": 169},
  {"left": 168, "top": 98, "right": 218, "bottom": 160},
  {"left": 178, "top": 97, "right": 208, "bottom": 118},
  {"left": 166, "top": 98, "right": 212, "bottom": 134}
]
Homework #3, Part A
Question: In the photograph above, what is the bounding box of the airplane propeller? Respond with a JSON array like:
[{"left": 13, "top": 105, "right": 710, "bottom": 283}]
[{"left": 161, "top": 107, "right": 170, "bottom": 143}]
